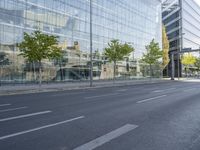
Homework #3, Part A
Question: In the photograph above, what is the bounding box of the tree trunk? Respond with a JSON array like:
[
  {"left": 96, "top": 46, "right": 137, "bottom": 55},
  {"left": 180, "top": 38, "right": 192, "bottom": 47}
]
[
  {"left": 79, "top": 56, "right": 81, "bottom": 80},
  {"left": 59, "top": 62, "right": 63, "bottom": 81},
  {"left": 149, "top": 64, "right": 152, "bottom": 80},
  {"left": 39, "top": 61, "right": 42, "bottom": 88},
  {"left": 113, "top": 61, "right": 116, "bottom": 82},
  {"left": 186, "top": 66, "right": 188, "bottom": 79},
  {"left": 0, "top": 66, "right": 2, "bottom": 86},
  {"left": 33, "top": 62, "right": 36, "bottom": 82}
]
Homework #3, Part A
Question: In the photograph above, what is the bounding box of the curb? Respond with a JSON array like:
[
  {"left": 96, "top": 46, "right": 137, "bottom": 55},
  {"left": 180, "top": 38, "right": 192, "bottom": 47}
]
[{"left": 0, "top": 80, "right": 173, "bottom": 96}]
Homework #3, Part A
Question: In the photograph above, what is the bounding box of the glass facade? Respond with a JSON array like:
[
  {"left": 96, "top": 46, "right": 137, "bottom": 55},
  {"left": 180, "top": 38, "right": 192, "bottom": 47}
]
[
  {"left": 0, "top": 0, "right": 162, "bottom": 83},
  {"left": 162, "top": 0, "right": 200, "bottom": 77},
  {"left": 182, "top": 0, "right": 200, "bottom": 50}
]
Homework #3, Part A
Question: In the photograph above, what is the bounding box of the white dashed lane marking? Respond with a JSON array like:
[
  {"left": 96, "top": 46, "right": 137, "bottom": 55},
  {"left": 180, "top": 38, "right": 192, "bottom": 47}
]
[
  {"left": 74, "top": 124, "right": 138, "bottom": 150},
  {"left": 0, "top": 116, "right": 85, "bottom": 140},
  {"left": 0, "top": 110, "right": 52, "bottom": 122}
]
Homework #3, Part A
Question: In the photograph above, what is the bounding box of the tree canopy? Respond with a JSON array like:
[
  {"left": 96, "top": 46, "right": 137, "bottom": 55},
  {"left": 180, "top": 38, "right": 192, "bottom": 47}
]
[
  {"left": 18, "top": 30, "right": 63, "bottom": 86},
  {"left": 162, "top": 25, "right": 170, "bottom": 69},
  {"left": 194, "top": 57, "right": 200, "bottom": 71},
  {"left": 181, "top": 53, "right": 196, "bottom": 66},
  {"left": 18, "top": 30, "right": 62, "bottom": 63},
  {"left": 104, "top": 39, "right": 134, "bottom": 79},
  {"left": 104, "top": 39, "right": 134, "bottom": 63},
  {"left": 0, "top": 52, "right": 10, "bottom": 66},
  {"left": 142, "top": 39, "right": 163, "bottom": 65}
]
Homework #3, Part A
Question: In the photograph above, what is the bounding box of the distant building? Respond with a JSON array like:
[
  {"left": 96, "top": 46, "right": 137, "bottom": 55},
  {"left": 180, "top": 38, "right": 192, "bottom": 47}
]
[{"left": 162, "top": 0, "right": 200, "bottom": 77}]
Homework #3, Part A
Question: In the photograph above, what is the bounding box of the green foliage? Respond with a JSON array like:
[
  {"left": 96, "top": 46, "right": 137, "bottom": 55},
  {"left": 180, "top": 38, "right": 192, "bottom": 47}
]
[
  {"left": 142, "top": 39, "right": 162, "bottom": 65},
  {"left": 18, "top": 30, "right": 62, "bottom": 63},
  {"left": 181, "top": 53, "right": 196, "bottom": 67},
  {"left": 181, "top": 53, "right": 196, "bottom": 76},
  {"left": 162, "top": 25, "right": 170, "bottom": 69},
  {"left": 104, "top": 39, "right": 134, "bottom": 79},
  {"left": 18, "top": 30, "right": 63, "bottom": 85},
  {"left": 0, "top": 52, "right": 10, "bottom": 66},
  {"left": 194, "top": 57, "right": 200, "bottom": 71},
  {"left": 104, "top": 39, "right": 134, "bottom": 63}
]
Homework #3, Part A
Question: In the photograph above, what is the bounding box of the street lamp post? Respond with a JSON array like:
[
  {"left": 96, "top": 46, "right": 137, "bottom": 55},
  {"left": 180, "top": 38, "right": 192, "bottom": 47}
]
[
  {"left": 89, "top": 0, "right": 93, "bottom": 87},
  {"left": 171, "top": 53, "right": 175, "bottom": 80},
  {"left": 178, "top": 0, "right": 183, "bottom": 80}
]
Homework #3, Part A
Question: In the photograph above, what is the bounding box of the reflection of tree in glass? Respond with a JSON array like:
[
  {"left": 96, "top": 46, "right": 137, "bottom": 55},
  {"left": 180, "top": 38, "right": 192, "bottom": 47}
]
[
  {"left": 0, "top": 52, "right": 10, "bottom": 66},
  {"left": 54, "top": 51, "right": 68, "bottom": 81}
]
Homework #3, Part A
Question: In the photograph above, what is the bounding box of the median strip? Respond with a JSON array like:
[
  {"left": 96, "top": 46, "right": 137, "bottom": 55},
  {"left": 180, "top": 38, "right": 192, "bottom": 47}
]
[
  {"left": 0, "top": 116, "right": 85, "bottom": 140},
  {"left": 74, "top": 124, "right": 138, "bottom": 150},
  {"left": 0, "top": 110, "right": 52, "bottom": 122},
  {"left": 136, "top": 95, "right": 167, "bottom": 104}
]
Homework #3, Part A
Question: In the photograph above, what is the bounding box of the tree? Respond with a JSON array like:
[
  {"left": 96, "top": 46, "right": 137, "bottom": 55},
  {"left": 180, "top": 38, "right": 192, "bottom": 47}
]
[
  {"left": 142, "top": 39, "right": 162, "bottom": 78},
  {"left": 104, "top": 39, "right": 134, "bottom": 79},
  {"left": 194, "top": 57, "right": 200, "bottom": 77},
  {"left": 162, "top": 25, "right": 170, "bottom": 70},
  {"left": 181, "top": 53, "right": 196, "bottom": 77},
  {"left": 18, "top": 30, "right": 62, "bottom": 86},
  {"left": 194, "top": 57, "right": 200, "bottom": 70},
  {"left": 0, "top": 52, "right": 10, "bottom": 85},
  {"left": 0, "top": 52, "right": 10, "bottom": 66}
]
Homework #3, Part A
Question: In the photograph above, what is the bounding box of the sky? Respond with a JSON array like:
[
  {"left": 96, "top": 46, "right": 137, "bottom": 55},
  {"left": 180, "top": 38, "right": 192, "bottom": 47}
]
[{"left": 194, "top": 0, "right": 200, "bottom": 6}]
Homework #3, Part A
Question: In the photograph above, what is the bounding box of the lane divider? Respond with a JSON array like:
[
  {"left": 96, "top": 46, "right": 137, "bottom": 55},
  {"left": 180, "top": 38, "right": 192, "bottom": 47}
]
[
  {"left": 0, "top": 104, "right": 11, "bottom": 107},
  {"left": 0, "top": 107, "right": 28, "bottom": 113},
  {"left": 0, "top": 110, "right": 52, "bottom": 122},
  {"left": 136, "top": 95, "right": 167, "bottom": 104},
  {"left": 74, "top": 124, "right": 138, "bottom": 150},
  {"left": 84, "top": 93, "right": 119, "bottom": 99},
  {"left": 0, "top": 116, "right": 85, "bottom": 140}
]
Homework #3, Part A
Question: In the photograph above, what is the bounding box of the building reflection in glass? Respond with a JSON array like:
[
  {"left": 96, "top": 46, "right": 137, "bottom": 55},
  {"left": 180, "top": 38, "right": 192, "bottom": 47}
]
[{"left": 0, "top": 0, "right": 162, "bottom": 83}]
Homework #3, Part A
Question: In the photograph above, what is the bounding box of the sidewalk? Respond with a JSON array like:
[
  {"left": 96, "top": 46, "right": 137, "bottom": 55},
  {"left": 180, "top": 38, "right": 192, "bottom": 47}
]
[{"left": 0, "top": 78, "right": 171, "bottom": 96}]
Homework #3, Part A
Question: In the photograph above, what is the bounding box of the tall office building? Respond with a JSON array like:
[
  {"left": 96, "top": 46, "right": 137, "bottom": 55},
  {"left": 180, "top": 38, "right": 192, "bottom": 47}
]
[
  {"left": 162, "top": 0, "right": 200, "bottom": 77},
  {"left": 0, "top": 0, "right": 162, "bottom": 82}
]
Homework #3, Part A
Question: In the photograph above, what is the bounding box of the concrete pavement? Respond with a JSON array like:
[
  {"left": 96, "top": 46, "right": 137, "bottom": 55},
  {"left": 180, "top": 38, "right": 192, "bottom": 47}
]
[{"left": 0, "top": 81, "right": 200, "bottom": 150}]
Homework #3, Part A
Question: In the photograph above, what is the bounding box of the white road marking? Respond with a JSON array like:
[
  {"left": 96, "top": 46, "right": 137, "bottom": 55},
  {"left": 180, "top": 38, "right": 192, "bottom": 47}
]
[
  {"left": 152, "top": 90, "right": 163, "bottom": 93},
  {"left": 0, "top": 116, "right": 85, "bottom": 140},
  {"left": 0, "top": 104, "right": 11, "bottom": 107},
  {"left": 116, "top": 89, "right": 127, "bottom": 92},
  {"left": 74, "top": 124, "right": 138, "bottom": 150},
  {"left": 136, "top": 95, "right": 167, "bottom": 104},
  {"left": 52, "top": 92, "right": 85, "bottom": 97},
  {"left": 183, "top": 88, "right": 196, "bottom": 92},
  {"left": 152, "top": 88, "right": 175, "bottom": 93},
  {"left": 84, "top": 93, "right": 119, "bottom": 99},
  {"left": 0, "top": 110, "right": 51, "bottom": 122},
  {"left": 0, "top": 107, "right": 28, "bottom": 113}
]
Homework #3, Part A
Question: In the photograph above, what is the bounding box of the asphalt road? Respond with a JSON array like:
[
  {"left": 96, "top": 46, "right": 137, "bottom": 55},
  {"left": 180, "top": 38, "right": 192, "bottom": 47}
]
[{"left": 0, "top": 80, "right": 200, "bottom": 150}]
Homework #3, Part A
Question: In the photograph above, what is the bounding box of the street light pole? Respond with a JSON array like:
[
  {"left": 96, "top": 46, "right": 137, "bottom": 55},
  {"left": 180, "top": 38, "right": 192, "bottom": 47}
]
[
  {"left": 171, "top": 53, "right": 175, "bottom": 80},
  {"left": 89, "top": 0, "right": 93, "bottom": 87},
  {"left": 178, "top": 0, "right": 183, "bottom": 80}
]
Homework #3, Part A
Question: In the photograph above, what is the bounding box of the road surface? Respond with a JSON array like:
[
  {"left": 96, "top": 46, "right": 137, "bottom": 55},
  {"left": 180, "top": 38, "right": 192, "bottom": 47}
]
[{"left": 0, "top": 81, "right": 200, "bottom": 150}]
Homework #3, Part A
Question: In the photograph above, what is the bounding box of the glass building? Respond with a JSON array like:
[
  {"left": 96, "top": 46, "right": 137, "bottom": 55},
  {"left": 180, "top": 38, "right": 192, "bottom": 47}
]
[
  {"left": 0, "top": 0, "right": 162, "bottom": 83},
  {"left": 162, "top": 0, "right": 200, "bottom": 77}
]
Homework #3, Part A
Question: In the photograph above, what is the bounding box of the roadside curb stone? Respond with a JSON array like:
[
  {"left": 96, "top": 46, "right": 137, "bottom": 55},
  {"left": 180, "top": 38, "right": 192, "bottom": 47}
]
[{"left": 0, "top": 79, "right": 173, "bottom": 96}]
